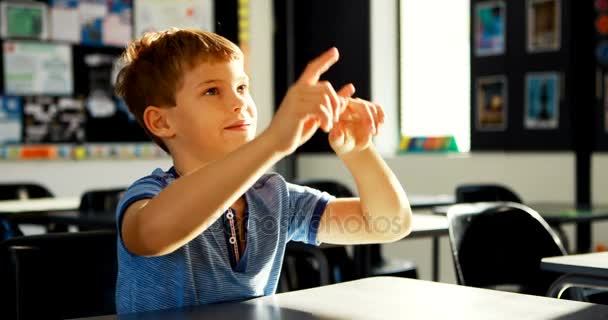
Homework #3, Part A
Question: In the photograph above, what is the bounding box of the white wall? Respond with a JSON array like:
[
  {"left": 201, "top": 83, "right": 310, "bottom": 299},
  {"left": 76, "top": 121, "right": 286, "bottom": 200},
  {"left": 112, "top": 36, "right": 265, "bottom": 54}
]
[{"left": 1, "top": 0, "right": 606, "bottom": 283}]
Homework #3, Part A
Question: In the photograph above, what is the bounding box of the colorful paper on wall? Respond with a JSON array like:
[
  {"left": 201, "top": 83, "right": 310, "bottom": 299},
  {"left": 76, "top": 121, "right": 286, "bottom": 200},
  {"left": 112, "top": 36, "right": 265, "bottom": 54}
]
[
  {"left": 50, "top": 0, "right": 80, "bottom": 43},
  {"left": 102, "top": 0, "right": 132, "bottom": 46},
  {"left": 134, "top": 0, "right": 213, "bottom": 37},
  {"left": 399, "top": 136, "right": 459, "bottom": 153},
  {"left": 79, "top": 0, "right": 107, "bottom": 46},
  {"left": 0, "top": 96, "right": 22, "bottom": 145},
  {"left": 3, "top": 41, "right": 73, "bottom": 95},
  {"left": 23, "top": 96, "right": 86, "bottom": 144},
  {"left": 0, "top": 1, "right": 48, "bottom": 39}
]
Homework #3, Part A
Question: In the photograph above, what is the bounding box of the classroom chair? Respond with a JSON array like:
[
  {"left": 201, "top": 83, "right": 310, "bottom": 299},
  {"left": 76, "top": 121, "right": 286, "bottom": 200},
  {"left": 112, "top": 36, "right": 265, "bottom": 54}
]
[
  {"left": 0, "top": 183, "right": 54, "bottom": 200},
  {"left": 278, "top": 241, "right": 331, "bottom": 292},
  {"left": 293, "top": 179, "right": 418, "bottom": 282},
  {"left": 77, "top": 188, "right": 125, "bottom": 231},
  {"left": 455, "top": 183, "right": 523, "bottom": 203},
  {"left": 0, "top": 183, "right": 55, "bottom": 240},
  {"left": 454, "top": 183, "right": 572, "bottom": 252},
  {"left": 0, "top": 230, "right": 117, "bottom": 319},
  {"left": 78, "top": 188, "right": 126, "bottom": 213},
  {"left": 446, "top": 202, "right": 572, "bottom": 296}
]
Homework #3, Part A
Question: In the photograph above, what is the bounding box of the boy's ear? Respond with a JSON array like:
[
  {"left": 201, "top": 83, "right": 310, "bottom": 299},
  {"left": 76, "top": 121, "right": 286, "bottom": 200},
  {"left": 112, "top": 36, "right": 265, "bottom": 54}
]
[{"left": 143, "top": 106, "right": 176, "bottom": 138}]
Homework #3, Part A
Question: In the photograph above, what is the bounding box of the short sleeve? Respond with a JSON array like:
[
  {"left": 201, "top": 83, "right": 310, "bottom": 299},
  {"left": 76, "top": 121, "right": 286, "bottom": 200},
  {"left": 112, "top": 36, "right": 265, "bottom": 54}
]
[
  {"left": 286, "top": 183, "right": 335, "bottom": 246},
  {"left": 115, "top": 172, "right": 167, "bottom": 256}
]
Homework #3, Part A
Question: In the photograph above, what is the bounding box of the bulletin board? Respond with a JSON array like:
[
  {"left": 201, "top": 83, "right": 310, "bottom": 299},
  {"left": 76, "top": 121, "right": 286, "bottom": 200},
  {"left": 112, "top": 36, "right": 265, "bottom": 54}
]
[
  {"left": 0, "top": 0, "right": 241, "bottom": 160},
  {"left": 469, "top": 0, "right": 595, "bottom": 151}
]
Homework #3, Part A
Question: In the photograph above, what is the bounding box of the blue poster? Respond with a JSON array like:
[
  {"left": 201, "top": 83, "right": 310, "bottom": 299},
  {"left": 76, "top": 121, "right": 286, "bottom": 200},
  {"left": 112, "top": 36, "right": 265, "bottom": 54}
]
[
  {"left": 475, "top": 1, "right": 506, "bottom": 56},
  {"left": 525, "top": 72, "right": 559, "bottom": 129},
  {"left": 0, "top": 96, "right": 22, "bottom": 145}
]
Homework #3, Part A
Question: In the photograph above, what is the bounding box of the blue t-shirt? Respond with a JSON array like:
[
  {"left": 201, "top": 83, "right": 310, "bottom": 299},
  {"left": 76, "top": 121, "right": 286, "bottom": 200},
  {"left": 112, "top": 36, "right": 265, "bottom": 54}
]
[{"left": 115, "top": 167, "right": 333, "bottom": 314}]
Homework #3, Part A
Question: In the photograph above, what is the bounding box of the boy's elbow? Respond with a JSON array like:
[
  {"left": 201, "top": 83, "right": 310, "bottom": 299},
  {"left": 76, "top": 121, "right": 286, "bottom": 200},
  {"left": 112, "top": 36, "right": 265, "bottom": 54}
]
[
  {"left": 375, "top": 206, "right": 412, "bottom": 243},
  {"left": 124, "top": 223, "right": 178, "bottom": 257}
]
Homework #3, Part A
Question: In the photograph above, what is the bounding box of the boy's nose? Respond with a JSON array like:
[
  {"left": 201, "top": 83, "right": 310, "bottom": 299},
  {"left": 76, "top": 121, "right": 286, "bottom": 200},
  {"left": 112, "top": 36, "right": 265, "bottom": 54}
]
[{"left": 229, "top": 95, "right": 247, "bottom": 113}]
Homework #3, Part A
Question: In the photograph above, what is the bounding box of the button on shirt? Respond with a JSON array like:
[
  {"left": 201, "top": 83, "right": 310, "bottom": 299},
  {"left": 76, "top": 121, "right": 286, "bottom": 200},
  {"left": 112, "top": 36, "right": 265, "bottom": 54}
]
[{"left": 115, "top": 168, "right": 333, "bottom": 314}]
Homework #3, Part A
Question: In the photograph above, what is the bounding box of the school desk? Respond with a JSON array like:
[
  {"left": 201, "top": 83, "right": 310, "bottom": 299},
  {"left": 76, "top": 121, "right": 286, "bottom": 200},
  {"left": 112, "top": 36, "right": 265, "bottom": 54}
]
[
  {"left": 72, "top": 276, "right": 608, "bottom": 320},
  {"left": 541, "top": 252, "right": 608, "bottom": 299}
]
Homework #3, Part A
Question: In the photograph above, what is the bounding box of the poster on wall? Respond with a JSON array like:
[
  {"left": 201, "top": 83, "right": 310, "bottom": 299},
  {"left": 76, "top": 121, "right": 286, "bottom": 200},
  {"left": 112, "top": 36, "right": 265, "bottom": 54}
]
[
  {"left": 0, "top": 96, "right": 22, "bottom": 145},
  {"left": 50, "top": 0, "right": 80, "bottom": 43},
  {"left": 23, "top": 96, "right": 86, "bottom": 144},
  {"left": 0, "top": 1, "right": 48, "bottom": 39},
  {"left": 102, "top": 0, "right": 133, "bottom": 46},
  {"left": 525, "top": 72, "right": 560, "bottom": 129},
  {"left": 76, "top": 52, "right": 149, "bottom": 143},
  {"left": 79, "top": 0, "right": 107, "bottom": 46},
  {"left": 474, "top": 1, "right": 506, "bottom": 56},
  {"left": 3, "top": 41, "right": 73, "bottom": 96},
  {"left": 527, "top": 0, "right": 561, "bottom": 52},
  {"left": 134, "top": 0, "right": 214, "bottom": 37},
  {"left": 475, "top": 76, "right": 507, "bottom": 131}
]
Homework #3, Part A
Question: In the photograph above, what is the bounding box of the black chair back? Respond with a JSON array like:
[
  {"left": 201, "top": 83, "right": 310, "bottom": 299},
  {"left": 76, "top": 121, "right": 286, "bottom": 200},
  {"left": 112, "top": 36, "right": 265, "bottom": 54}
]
[
  {"left": 447, "top": 202, "right": 566, "bottom": 295},
  {"left": 0, "top": 230, "right": 117, "bottom": 319},
  {"left": 79, "top": 188, "right": 126, "bottom": 213},
  {"left": 278, "top": 180, "right": 356, "bottom": 291},
  {"left": 0, "top": 183, "right": 55, "bottom": 240},
  {"left": 455, "top": 184, "right": 522, "bottom": 203},
  {"left": 0, "top": 183, "right": 53, "bottom": 201}
]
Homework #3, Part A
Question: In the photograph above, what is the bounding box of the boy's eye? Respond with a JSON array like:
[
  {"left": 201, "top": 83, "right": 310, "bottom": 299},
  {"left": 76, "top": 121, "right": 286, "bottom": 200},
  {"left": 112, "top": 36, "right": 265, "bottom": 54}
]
[
  {"left": 203, "top": 88, "right": 219, "bottom": 96},
  {"left": 237, "top": 84, "right": 248, "bottom": 93}
]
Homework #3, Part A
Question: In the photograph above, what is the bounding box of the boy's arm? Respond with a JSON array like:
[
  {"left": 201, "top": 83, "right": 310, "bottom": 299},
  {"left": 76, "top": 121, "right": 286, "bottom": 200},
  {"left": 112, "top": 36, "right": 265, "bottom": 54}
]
[
  {"left": 122, "top": 133, "right": 283, "bottom": 256},
  {"left": 122, "top": 48, "right": 354, "bottom": 256},
  {"left": 317, "top": 100, "right": 412, "bottom": 245}
]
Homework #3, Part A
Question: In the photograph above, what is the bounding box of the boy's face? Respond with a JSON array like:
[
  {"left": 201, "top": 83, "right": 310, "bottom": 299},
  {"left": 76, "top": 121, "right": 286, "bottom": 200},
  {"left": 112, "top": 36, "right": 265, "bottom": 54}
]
[{"left": 168, "top": 58, "right": 257, "bottom": 162}]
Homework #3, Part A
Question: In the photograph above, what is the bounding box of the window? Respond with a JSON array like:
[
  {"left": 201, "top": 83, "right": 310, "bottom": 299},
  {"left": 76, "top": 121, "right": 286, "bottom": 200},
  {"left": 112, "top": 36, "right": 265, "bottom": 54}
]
[{"left": 399, "top": 0, "right": 471, "bottom": 151}]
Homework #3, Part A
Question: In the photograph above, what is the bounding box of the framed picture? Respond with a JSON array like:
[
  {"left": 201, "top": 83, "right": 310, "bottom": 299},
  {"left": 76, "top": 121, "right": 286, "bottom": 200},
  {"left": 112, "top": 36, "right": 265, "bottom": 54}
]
[
  {"left": 0, "top": 1, "right": 48, "bottom": 39},
  {"left": 134, "top": 0, "right": 214, "bottom": 37},
  {"left": 604, "top": 73, "right": 608, "bottom": 133},
  {"left": 476, "top": 76, "right": 507, "bottom": 131},
  {"left": 474, "top": 1, "right": 506, "bottom": 56},
  {"left": 23, "top": 96, "right": 86, "bottom": 143},
  {"left": 527, "top": 0, "right": 561, "bottom": 52},
  {"left": 525, "top": 72, "right": 560, "bottom": 129},
  {"left": 3, "top": 41, "right": 73, "bottom": 96},
  {"left": 0, "top": 96, "right": 22, "bottom": 145}
]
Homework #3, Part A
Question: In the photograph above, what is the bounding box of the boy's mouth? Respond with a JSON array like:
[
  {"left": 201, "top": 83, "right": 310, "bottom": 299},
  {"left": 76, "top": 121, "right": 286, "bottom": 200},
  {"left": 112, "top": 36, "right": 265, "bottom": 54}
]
[{"left": 225, "top": 120, "right": 251, "bottom": 130}]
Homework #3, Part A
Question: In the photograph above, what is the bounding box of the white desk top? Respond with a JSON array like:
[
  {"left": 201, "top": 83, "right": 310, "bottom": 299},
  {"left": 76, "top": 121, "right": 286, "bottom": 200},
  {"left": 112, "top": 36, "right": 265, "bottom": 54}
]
[
  {"left": 75, "top": 276, "right": 608, "bottom": 319},
  {"left": 0, "top": 197, "right": 80, "bottom": 213},
  {"left": 541, "top": 252, "right": 608, "bottom": 278},
  {"left": 408, "top": 194, "right": 455, "bottom": 208},
  {"left": 247, "top": 277, "right": 606, "bottom": 320},
  {"left": 409, "top": 213, "right": 448, "bottom": 237}
]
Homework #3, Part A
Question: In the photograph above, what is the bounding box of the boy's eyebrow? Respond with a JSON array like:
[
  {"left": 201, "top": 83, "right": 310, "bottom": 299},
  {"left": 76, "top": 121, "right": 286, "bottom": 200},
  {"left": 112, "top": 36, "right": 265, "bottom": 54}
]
[{"left": 194, "top": 76, "right": 250, "bottom": 89}]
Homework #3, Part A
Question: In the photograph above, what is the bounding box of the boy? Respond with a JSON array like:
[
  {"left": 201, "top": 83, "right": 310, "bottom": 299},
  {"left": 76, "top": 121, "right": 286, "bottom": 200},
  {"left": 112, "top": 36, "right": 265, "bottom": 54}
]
[{"left": 114, "top": 28, "right": 412, "bottom": 314}]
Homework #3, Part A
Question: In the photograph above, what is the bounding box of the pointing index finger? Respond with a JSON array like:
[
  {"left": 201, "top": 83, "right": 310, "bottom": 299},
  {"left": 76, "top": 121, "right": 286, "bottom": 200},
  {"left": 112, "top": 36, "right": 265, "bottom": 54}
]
[{"left": 297, "top": 47, "right": 339, "bottom": 85}]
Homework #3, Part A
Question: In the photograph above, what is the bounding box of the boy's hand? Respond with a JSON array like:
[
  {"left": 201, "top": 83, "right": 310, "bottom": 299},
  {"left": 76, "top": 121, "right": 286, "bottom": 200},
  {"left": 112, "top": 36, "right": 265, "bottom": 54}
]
[
  {"left": 329, "top": 98, "right": 385, "bottom": 156},
  {"left": 267, "top": 47, "right": 355, "bottom": 155}
]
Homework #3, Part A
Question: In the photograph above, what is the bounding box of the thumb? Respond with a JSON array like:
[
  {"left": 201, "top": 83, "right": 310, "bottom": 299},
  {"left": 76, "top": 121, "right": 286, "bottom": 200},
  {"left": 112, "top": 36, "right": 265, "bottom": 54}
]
[
  {"left": 337, "top": 83, "right": 356, "bottom": 98},
  {"left": 336, "top": 84, "right": 355, "bottom": 114}
]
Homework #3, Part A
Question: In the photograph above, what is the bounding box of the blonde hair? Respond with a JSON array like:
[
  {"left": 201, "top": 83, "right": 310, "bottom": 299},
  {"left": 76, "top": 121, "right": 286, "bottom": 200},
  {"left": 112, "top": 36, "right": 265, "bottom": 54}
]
[{"left": 115, "top": 28, "right": 243, "bottom": 153}]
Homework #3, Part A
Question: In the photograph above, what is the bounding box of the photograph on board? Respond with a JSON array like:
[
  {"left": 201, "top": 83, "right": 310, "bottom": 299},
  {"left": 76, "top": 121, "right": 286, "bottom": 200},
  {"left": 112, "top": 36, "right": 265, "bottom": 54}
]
[
  {"left": 525, "top": 72, "right": 560, "bottom": 129},
  {"left": 476, "top": 76, "right": 507, "bottom": 131},
  {"left": 475, "top": 1, "right": 506, "bottom": 56},
  {"left": 527, "top": 0, "right": 561, "bottom": 52}
]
